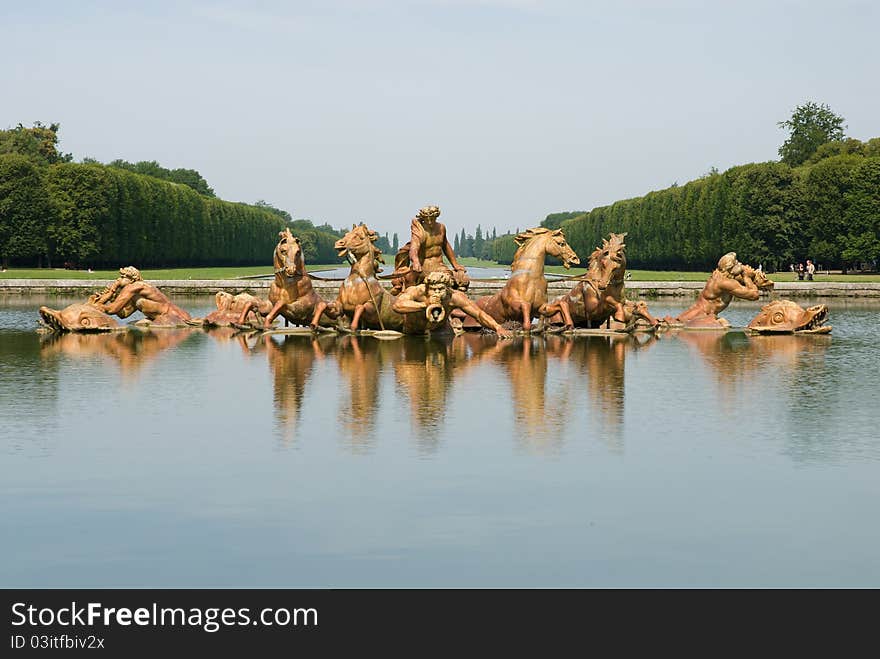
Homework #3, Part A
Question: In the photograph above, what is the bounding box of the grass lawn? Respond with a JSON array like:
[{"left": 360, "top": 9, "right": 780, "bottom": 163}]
[
  {"left": 3, "top": 261, "right": 880, "bottom": 283},
  {"left": 460, "top": 257, "right": 880, "bottom": 282}
]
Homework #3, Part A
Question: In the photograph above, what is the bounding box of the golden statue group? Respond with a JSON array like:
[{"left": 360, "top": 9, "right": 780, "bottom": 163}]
[{"left": 37, "top": 205, "right": 831, "bottom": 336}]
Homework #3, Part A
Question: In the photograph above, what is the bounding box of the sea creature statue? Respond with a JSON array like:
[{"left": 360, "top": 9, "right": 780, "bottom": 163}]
[
  {"left": 316, "top": 223, "right": 404, "bottom": 332},
  {"left": 664, "top": 252, "right": 774, "bottom": 329},
  {"left": 746, "top": 300, "right": 831, "bottom": 334},
  {"left": 466, "top": 227, "right": 580, "bottom": 332},
  {"left": 392, "top": 270, "right": 511, "bottom": 337},
  {"left": 548, "top": 232, "right": 640, "bottom": 330},
  {"left": 389, "top": 205, "right": 469, "bottom": 295},
  {"left": 38, "top": 266, "right": 191, "bottom": 331},
  {"left": 239, "top": 228, "right": 332, "bottom": 330},
  {"left": 190, "top": 291, "right": 271, "bottom": 328},
  {"left": 38, "top": 303, "right": 119, "bottom": 332},
  {"left": 90, "top": 266, "right": 192, "bottom": 326}
]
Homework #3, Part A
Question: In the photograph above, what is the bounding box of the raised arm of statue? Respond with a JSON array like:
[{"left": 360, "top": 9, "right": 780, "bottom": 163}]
[
  {"left": 409, "top": 219, "right": 424, "bottom": 272},
  {"left": 100, "top": 281, "right": 147, "bottom": 317},
  {"left": 719, "top": 275, "right": 760, "bottom": 301}
]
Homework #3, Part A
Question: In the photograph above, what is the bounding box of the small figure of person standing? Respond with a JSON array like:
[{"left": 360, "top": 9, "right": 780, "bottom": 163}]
[
  {"left": 797, "top": 263, "right": 805, "bottom": 281},
  {"left": 806, "top": 259, "right": 815, "bottom": 281}
]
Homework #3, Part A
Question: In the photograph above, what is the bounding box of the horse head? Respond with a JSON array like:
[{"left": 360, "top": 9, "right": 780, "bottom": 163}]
[
  {"left": 336, "top": 223, "right": 385, "bottom": 270},
  {"left": 513, "top": 227, "right": 580, "bottom": 268},
  {"left": 274, "top": 228, "right": 305, "bottom": 277},
  {"left": 626, "top": 300, "right": 660, "bottom": 328},
  {"left": 585, "top": 232, "right": 627, "bottom": 293},
  {"left": 545, "top": 229, "right": 580, "bottom": 269}
]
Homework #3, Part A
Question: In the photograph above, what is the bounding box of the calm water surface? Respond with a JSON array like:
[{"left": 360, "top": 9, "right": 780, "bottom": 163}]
[{"left": 2, "top": 295, "right": 879, "bottom": 587}]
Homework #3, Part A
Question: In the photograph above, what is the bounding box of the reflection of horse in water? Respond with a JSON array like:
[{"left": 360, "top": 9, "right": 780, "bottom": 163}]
[
  {"left": 452, "top": 332, "right": 656, "bottom": 452},
  {"left": 260, "top": 334, "right": 331, "bottom": 445},
  {"left": 468, "top": 228, "right": 580, "bottom": 331},
  {"left": 568, "top": 334, "right": 657, "bottom": 450},
  {"left": 332, "top": 336, "right": 405, "bottom": 451}
]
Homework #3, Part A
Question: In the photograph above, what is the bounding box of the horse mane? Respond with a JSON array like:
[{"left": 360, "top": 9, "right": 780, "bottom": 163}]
[
  {"left": 349, "top": 223, "right": 385, "bottom": 269},
  {"left": 512, "top": 227, "right": 562, "bottom": 262},
  {"left": 514, "top": 226, "right": 554, "bottom": 246},
  {"left": 588, "top": 232, "right": 627, "bottom": 271}
]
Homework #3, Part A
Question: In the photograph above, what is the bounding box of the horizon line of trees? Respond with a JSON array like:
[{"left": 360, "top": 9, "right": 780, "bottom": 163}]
[
  {"left": 0, "top": 123, "right": 358, "bottom": 268},
  {"left": 5, "top": 104, "right": 878, "bottom": 273},
  {"left": 556, "top": 136, "right": 880, "bottom": 272}
]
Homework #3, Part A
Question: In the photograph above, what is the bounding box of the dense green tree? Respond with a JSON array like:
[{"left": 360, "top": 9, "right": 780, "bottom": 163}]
[
  {"left": 0, "top": 155, "right": 54, "bottom": 267},
  {"left": 541, "top": 211, "right": 584, "bottom": 230},
  {"left": 0, "top": 122, "right": 72, "bottom": 165},
  {"left": 491, "top": 233, "right": 517, "bottom": 264},
  {"left": 840, "top": 158, "right": 880, "bottom": 268},
  {"left": 778, "top": 102, "right": 846, "bottom": 166},
  {"left": 109, "top": 159, "right": 215, "bottom": 197},
  {"left": 806, "top": 138, "right": 866, "bottom": 164},
  {"left": 255, "top": 200, "right": 292, "bottom": 222},
  {"left": 375, "top": 232, "right": 392, "bottom": 253},
  {"left": 473, "top": 225, "right": 484, "bottom": 259}
]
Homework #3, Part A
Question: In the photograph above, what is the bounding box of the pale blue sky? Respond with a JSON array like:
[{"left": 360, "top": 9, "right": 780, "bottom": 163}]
[{"left": 2, "top": 0, "right": 877, "bottom": 238}]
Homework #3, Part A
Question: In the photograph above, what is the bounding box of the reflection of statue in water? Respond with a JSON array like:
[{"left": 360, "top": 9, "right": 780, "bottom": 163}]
[
  {"left": 674, "top": 328, "right": 830, "bottom": 414},
  {"left": 39, "top": 328, "right": 195, "bottom": 377},
  {"left": 393, "top": 270, "right": 511, "bottom": 337},
  {"left": 666, "top": 252, "right": 773, "bottom": 328},
  {"left": 394, "top": 336, "right": 459, "bottom": 454},
  {"left": 92, "top": 266, "right": 191, "bottom": 326},
  {"left": 497, "top": 337, "right": 564, "bottom": 451},
  {"left": 566, "top": 336, "right": 642, "bottom": 452},
  {"left": 390, "top": 206, "right": 469, "bottom": 295},
  {"left": 333, "top": 336, "right": 403, "bottom": 451},
  {"left": 260, "top": 334, "right": 328, "bottom": 445},
  {"left": 39, "top": 266, "right": 190, "bottom": 331}
]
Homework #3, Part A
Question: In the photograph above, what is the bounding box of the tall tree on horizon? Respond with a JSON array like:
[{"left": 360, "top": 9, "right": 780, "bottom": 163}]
[
  {"left": 778, "top": 102, "right": 846, "bottom": 166},
  {"left": 473, "top": 225, "right": 484, "bottom": 259}
]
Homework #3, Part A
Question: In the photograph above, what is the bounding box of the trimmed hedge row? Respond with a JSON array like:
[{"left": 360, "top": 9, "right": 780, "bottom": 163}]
[
  {"left": 0, "top": 158, "right": 289, "bottom": 267},
  {"left": 561, "top": 154, "right": 880, "bottom": 271}
]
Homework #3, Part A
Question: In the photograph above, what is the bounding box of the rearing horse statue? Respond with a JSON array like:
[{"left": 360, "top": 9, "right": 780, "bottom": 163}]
[
  {"left": 314, "top": 223, "right": 404, "bottom": 332},
  {"left": 469, "top": 227, "right": 580, "bottom": 332},
  {"left": 238, "top": 228, "right": 330, "bottom": 330},
  {"left": 549, "top": 232, "right": 655, "bottom": 330}
]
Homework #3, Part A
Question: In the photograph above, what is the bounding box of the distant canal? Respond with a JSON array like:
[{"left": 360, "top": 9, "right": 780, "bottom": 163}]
[{"left": 2, "top": 296, "right": 879, "bottom": 587}]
